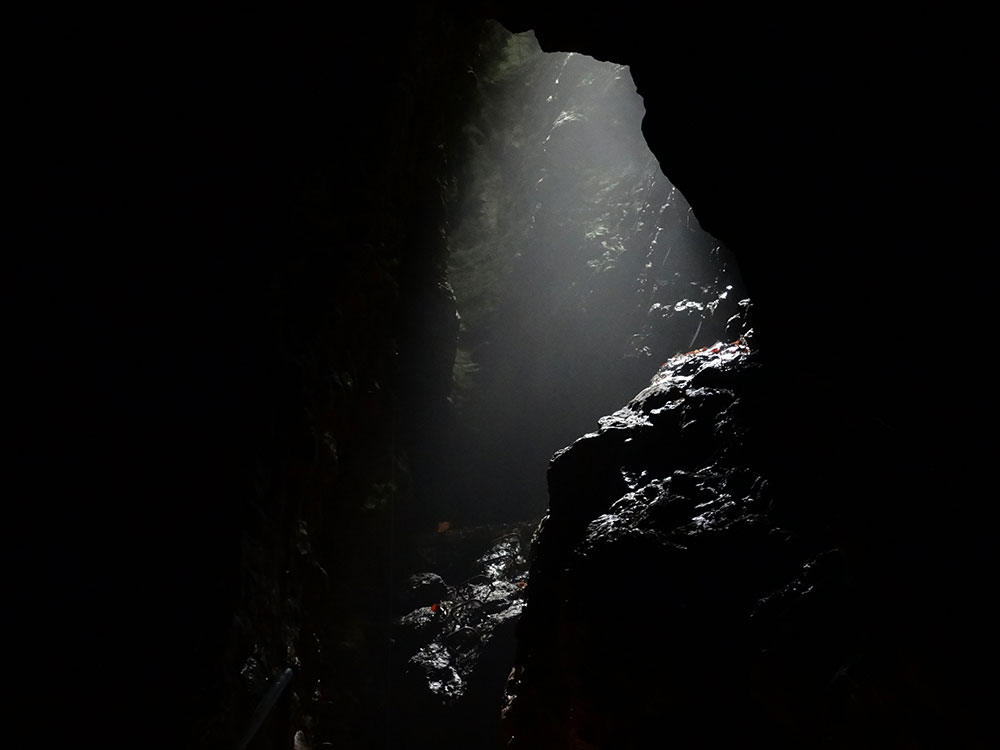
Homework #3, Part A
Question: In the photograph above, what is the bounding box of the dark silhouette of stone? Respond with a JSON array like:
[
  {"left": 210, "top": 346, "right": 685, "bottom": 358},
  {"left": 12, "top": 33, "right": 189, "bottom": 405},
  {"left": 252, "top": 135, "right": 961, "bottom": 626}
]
[{"left": 503, "top": 340, "right": 992, "bottom": 747}]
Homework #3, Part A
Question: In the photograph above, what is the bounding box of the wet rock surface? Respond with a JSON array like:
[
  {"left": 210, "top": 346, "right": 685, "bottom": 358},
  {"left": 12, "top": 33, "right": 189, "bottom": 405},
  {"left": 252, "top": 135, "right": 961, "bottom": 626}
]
[
  {"left": 391, "top": 523, "right": 533, "bottom": 748},
  {"left": 502, "top": 339, "right": 988, "bottom": 748}
]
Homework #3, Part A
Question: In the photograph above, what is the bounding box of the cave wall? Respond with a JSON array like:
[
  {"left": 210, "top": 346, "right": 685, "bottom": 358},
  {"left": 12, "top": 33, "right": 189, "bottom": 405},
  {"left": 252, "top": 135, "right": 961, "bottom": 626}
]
[{"left": 5, "top": 6, "right": 484, "bottom": 748}]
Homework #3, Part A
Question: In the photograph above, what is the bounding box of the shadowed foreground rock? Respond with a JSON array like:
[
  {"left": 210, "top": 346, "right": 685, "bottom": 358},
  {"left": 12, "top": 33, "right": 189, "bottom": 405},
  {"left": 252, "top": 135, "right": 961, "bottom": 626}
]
[{"left": 501, "top": 338, "right": 986, "bottom": 748}]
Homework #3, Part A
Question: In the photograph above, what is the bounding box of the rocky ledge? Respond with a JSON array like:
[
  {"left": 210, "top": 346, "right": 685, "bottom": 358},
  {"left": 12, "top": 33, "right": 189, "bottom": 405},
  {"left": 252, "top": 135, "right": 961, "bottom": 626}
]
[{"left": 500, "top": 337, "right": 977, "bottom": 748}]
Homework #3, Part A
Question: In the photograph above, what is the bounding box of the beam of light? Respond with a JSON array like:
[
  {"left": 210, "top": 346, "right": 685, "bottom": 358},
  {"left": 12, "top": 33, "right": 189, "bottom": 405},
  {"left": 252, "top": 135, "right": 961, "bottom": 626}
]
[{"left": 432, "top": 22, "right": 747, "bottom": 523}]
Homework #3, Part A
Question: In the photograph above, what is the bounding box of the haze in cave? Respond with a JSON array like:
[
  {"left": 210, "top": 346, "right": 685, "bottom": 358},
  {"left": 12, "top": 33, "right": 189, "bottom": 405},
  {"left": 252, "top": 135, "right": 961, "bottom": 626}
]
[
  {"left": 386, "top": 26, "right": 750, "bottom": 748},
  {"left": 416, "top": 25, "right": 747, "bottom": 529}
]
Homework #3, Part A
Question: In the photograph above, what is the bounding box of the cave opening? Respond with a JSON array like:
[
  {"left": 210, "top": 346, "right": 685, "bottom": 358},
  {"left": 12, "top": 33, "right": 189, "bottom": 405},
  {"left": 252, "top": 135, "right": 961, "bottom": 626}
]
[
  {"left": 417, "top": 23, "right": 748, "bottom": 530},
  {"left": 387, "top": 22, "right": 751, "bottom": 747}
]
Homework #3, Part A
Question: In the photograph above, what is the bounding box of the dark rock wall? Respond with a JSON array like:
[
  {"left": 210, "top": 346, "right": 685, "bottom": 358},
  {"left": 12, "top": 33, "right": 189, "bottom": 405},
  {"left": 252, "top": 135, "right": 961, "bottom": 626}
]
[
  {"left": 5, "top": 6, "right": 484, "bottom": 749},
  {"left": 501, "top": 342, "right": 986, "bottom": 747}
]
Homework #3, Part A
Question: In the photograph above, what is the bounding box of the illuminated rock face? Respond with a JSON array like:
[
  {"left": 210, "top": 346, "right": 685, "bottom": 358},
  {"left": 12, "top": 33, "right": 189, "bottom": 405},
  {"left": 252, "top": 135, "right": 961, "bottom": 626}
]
[
  {"left": 500, "top": 341, "right": 958, "bottom": 747},
  {"left": 503, "top": 343, "right": 791, "bottom": 746},
  {"left": 432, "top": 25, "right": 746, "bottom": 526}
]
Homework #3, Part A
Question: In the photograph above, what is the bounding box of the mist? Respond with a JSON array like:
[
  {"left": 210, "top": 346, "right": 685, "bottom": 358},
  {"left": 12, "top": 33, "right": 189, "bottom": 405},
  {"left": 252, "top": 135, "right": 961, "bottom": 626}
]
[{"left": 420, "top": 25, "right": 747, "bottom": 526}]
